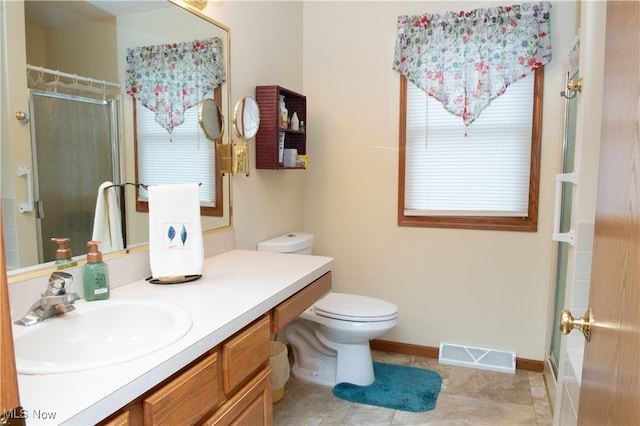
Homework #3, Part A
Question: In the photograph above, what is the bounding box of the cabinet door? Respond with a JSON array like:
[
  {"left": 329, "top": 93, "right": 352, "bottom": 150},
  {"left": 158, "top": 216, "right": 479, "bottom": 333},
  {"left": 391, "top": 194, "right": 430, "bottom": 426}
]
[
  {"left": 203, "top": 366, "right": 272, "bottom": 426},
  {"left": 143, "top": 350, "right": 222, "bottom": 425},
  {"left": 223, "top": 315, "right": 270, "bottom": 394}
]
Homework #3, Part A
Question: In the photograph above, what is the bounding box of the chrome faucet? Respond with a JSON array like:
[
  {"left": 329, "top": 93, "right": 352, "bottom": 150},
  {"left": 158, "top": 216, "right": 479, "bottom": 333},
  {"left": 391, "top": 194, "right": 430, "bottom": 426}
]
[{"left": 14, "top": 271, "right": 80, "bottom": 326}]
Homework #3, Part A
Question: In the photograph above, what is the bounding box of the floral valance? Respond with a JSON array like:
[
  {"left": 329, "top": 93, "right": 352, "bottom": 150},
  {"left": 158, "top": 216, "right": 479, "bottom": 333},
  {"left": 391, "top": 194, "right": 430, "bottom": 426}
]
[
  {"left": 126, "top": 37, "right": 226, "bottom": 134},
  {"left": 393, "top": 2, "right": 552, "bottom": 125}
]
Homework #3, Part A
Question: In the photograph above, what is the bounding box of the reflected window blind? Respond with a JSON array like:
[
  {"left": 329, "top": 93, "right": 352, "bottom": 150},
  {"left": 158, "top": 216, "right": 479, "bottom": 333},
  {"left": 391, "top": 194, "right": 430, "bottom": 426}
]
[
  {"left": 404, "top": 74, "right": 534, "bottom": 217},
  {"left": 136, "top": 100, "right": 216, "bottom": 206}
]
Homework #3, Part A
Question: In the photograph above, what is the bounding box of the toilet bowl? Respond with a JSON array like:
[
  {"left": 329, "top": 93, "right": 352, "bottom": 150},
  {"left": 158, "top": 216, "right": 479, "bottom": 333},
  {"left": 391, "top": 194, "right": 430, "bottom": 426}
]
[
  {"left": 257, "top": 233, "right": 399, "bottom": 387},
  {"left": 284, "top": 292, "right": 398, "bottom": 387}
]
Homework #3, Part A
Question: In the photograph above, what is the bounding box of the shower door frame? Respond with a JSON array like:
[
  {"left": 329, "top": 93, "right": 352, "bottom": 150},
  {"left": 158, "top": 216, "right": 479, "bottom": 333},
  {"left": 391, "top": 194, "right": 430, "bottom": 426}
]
[
  {"left": 548, "top": 68, "right": 579, "bottom": 377},
  {"left": 28, "top": 90, "right": 123, "bottom": 263}
]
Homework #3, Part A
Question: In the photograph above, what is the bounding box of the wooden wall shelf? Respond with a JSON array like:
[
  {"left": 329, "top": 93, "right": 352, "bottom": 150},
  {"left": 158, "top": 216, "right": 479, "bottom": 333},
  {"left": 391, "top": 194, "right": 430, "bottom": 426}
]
[{"left": 255, "top": 85, "right": 306, "bottom": 170}]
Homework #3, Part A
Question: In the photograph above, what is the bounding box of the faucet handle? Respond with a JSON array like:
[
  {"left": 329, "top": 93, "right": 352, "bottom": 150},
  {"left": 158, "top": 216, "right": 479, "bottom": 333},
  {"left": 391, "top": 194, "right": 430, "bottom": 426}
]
[{"left": 45, "top": 271, "right": 74, "bottom": 296}]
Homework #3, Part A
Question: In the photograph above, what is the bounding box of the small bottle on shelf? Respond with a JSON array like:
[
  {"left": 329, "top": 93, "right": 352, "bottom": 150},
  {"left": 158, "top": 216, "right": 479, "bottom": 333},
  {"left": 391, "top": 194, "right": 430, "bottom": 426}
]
[
  {"left": 290, "top": 112, "right": 299, "bottom": 131},
  {"left": 279, "top": 95, "right": 288, "bottom": 128}
]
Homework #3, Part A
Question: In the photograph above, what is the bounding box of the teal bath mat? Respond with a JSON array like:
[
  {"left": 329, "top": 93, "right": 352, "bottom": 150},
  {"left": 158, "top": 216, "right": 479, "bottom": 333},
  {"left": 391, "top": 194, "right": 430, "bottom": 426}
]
[{"left": 332, "top": 362, "right": 442, "bottom": 412}]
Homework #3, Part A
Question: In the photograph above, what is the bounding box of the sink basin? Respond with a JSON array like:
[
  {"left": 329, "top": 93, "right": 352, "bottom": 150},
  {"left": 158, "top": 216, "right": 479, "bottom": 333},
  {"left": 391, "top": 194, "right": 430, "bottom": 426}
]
[{"left": 13, "top": 299, "right": 192, "bottom": 375}]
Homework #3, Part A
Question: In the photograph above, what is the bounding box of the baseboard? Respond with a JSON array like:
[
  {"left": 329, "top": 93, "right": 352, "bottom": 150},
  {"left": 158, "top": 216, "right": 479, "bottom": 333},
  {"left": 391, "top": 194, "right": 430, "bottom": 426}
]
[
  {"left": 370, "top": 339, "right": 439, "bottom": 359},
  {"left": 370, "top": 339, "right": 544, "bottom": 373}
]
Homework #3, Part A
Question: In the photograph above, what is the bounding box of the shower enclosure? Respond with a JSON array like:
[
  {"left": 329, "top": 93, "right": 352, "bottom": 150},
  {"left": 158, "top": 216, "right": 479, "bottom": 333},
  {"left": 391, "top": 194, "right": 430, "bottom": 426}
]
[
  {"left": 29, "top": 90, "right": 122, "bottom": 263},
  {"left": 548, "top": 69, "right": 579, "bottom": 376}
]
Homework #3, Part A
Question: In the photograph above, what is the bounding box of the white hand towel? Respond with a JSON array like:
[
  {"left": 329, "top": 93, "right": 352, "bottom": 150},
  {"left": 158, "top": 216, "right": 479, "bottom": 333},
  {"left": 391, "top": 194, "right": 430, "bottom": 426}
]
[
  {"left": 92, "top": 181, "right": 124, "bottom": 253},
  {"left": 148, "top": 183, "right": 203, "bottom": 279}
]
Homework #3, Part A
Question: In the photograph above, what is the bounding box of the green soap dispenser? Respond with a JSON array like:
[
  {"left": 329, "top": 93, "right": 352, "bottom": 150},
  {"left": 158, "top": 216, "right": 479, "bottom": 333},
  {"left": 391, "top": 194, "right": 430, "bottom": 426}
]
[
  {"left": 83, "top": 241, "right": 110, "bottom": 301},
  {"left": 51, "top": 237, "right": 78, "bottom": 269}
]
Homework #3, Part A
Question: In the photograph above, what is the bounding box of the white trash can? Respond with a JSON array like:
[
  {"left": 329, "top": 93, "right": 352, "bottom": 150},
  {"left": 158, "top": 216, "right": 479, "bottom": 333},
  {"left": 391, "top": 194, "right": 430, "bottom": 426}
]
[{"left": 270, "top": 341, "right": 290, "bottom": 403}]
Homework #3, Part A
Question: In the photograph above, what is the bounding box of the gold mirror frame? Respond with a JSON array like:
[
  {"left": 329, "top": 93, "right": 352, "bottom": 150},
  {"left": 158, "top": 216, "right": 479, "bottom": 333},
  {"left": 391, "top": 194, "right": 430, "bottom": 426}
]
[
  {"left": 198, "top": 98, "right": 225, "bottom": 142},
  {"left": 232, "top": 96, "right": 260, "bottom": 140}
]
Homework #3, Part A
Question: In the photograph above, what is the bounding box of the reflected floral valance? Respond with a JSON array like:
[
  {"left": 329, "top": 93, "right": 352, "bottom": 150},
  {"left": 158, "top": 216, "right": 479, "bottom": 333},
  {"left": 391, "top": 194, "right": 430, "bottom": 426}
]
[
  {"left": 393, "top": 2, "right": 552, "bottom": 125},
  {"left": 126, "top": 37, "right": 226, "bottom": 134}
]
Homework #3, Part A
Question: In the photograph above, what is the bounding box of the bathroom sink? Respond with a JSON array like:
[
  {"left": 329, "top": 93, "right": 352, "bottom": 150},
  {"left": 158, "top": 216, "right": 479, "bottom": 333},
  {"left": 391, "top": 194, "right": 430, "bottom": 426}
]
[{"left": 13, "top": 299, "right": 192, "bottom": 375}]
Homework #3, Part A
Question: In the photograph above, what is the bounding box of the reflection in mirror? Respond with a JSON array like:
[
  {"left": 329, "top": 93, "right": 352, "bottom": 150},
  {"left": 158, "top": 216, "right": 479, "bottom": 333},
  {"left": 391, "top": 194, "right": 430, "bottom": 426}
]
[
  {"left": 133, "top": 86, "right": 224, "bottom": 218},
  {"left": 1, "top": 0, "right": 231, "bottom": 281},
  {"left": 198, "top": 99, "right": 225, "bottom": 142},
  {"left": 232, "top": 97, "right": 260, "bottom": 140}
]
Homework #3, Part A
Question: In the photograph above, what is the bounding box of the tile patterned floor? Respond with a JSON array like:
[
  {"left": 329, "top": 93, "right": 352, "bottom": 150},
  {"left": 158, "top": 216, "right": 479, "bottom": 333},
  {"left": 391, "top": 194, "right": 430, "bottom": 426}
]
[{"left": 273, "top": 351, "right": 553, "bottom": 426}]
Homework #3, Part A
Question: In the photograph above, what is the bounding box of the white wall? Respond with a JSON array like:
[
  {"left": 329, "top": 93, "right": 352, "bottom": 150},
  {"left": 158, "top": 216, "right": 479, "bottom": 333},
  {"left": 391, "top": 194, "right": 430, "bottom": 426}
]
[
  {"left": 206, "top": 1, "right": 307, "bottom": 248},
  {"left": 197, "top": 1, "right": 579, "bottom": 360},
  {"left": 302, "top": 1, "right": 577, "bottom": 361}
]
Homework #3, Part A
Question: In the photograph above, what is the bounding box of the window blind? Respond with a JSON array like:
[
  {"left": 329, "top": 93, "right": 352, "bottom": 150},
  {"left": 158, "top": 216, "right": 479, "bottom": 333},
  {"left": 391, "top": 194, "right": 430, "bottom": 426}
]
[
  {"left": 136, "top": 100, "right": 216, "bottom": 206},
  {"left": 404, "top": 74, "right": 534, "bottom": 217}
]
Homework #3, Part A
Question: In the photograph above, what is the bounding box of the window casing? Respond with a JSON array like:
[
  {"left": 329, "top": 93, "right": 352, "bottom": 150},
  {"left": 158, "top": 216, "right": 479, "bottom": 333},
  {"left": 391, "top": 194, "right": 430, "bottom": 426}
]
[{"left": 398, "top": 67, "right": 543, "bottom": 231}]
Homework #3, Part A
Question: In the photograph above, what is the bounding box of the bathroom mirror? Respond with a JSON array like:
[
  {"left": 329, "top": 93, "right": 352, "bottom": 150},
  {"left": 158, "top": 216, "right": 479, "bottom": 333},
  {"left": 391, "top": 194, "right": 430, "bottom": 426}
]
[
  {"left": 198, "top": 98, "right": 225, "bottom": 142},
  {"left": 232, "top": 97, "right": 261, "bottom": 140},
  {"left": 1, "top": 0, "right": 231, "bottom": 281}
]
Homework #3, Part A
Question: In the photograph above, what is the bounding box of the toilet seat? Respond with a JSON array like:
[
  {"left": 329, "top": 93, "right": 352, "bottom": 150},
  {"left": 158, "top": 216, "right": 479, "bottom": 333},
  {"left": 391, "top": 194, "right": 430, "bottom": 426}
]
[{"left": 313, "top": 293, "right": 398, "bottom": 322}]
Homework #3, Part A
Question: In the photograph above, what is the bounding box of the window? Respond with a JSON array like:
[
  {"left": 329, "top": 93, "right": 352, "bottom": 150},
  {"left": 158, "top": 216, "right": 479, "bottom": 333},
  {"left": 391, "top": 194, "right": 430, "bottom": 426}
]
[
  {"left": 398, "top": 68, "right": 543, "bottom": 231},
  {"left": 134, "top": 87, "right": 223, "bottom": 216}
]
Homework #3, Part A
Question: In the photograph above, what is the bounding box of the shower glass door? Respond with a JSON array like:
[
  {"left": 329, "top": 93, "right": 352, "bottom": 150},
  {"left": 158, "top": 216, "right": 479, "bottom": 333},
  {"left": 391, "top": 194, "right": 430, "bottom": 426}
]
[
  {"left": 549, "top": 69, "right": 579, "bottom": 375},
  {"left": 30, "top": 90, "right": 121, "bottom": 262}
]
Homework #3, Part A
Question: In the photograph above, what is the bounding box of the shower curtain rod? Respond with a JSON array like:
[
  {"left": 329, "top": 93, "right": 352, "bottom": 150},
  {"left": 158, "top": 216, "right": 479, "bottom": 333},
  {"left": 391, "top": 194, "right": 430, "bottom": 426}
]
[{"left": 26, "top": 64, "right": 121, "bottom": 89}]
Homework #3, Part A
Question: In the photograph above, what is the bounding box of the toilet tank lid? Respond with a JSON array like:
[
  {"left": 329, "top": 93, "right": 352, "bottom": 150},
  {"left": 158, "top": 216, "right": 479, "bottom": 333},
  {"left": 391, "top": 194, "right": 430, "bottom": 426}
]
[{"left": 257, "top": 232, "right": 314, "bottom": 253}]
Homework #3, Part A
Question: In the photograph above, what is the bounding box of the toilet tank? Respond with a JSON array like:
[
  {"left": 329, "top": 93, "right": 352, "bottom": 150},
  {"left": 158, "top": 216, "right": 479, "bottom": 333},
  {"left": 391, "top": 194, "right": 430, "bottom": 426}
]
[{"left": 257, "top": 233, "right": 314, "bottom": 255}]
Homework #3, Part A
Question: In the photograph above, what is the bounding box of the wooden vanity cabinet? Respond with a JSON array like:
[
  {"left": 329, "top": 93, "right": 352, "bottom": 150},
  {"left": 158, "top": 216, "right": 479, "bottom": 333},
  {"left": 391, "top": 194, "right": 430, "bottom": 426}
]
[
  {"left": 271, "top": 271, "right": 331, "bottom": 333},
  {"left": 99, "top": 272, "right": 332, "bottom": 426},
  {"left": 99, "top": 316, "right": 270, "bottom": 426}
]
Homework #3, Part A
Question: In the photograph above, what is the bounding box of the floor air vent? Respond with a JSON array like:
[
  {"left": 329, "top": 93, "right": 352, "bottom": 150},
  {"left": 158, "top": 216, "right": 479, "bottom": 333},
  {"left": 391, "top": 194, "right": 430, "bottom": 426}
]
[{"left": 439, "top": 343, "right": 516, "bottom": 374}]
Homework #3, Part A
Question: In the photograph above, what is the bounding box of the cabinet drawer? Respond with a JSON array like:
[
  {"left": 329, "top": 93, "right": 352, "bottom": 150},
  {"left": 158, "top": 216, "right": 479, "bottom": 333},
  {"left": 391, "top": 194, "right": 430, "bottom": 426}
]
[
  {"left": 203, "top": 366, "right": 272, "bottom": 426},
  {"left": 223, "top": 315, "right": 270, "bottom": 394},
  {"left": 143, "top": 350, "right": 222, "bottom": 425},
  {"left": 100, "top": 410, "right": 130, "bottom": 426},
  {"left": 99, "top": 402, "right": 143, "bottom": 426},
  {"left": 271, "top": 271, "right": 332, "bottom": 332}
]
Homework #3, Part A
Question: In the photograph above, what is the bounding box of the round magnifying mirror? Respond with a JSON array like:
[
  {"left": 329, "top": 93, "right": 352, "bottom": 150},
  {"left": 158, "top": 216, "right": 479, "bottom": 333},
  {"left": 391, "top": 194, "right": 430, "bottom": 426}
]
[
  {"left": 232, "top": 96, "right": 260, "bottom": 140},
  {"left": 198, "top": 98, "right": 224, "bottom": 142}
]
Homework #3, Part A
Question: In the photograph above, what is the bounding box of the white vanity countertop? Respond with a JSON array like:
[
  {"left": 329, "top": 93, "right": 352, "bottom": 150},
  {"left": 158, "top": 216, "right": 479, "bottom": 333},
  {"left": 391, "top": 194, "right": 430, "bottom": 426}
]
[{"left": 15, "top": 249, "right": 333, "bottom": 425}]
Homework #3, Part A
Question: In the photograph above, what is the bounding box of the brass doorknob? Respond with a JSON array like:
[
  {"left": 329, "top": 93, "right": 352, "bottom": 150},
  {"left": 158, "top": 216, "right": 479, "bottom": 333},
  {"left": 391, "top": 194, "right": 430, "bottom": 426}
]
[
  {"left": 559, "top": 308, "right": 592, "bottom": 342},
  {"left": 15, "top": 111, "right": 30, "bottom": 123}
]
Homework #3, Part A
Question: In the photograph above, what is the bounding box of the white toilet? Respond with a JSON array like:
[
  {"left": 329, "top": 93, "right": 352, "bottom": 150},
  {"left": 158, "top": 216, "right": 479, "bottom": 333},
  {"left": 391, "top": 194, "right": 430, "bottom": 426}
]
[{"left": 257, "top": 233, "right": 398, "bottom": 387}]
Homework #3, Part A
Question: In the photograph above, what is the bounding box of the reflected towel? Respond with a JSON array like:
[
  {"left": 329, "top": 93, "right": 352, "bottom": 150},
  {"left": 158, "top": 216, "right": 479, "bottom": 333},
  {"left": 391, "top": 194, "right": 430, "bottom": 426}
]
[
  {"left": 148, "top": 183, "right": 203, "bottom": 279},
  {"left": 92, "top": 181, "right": 124, "bottom": 253}
]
